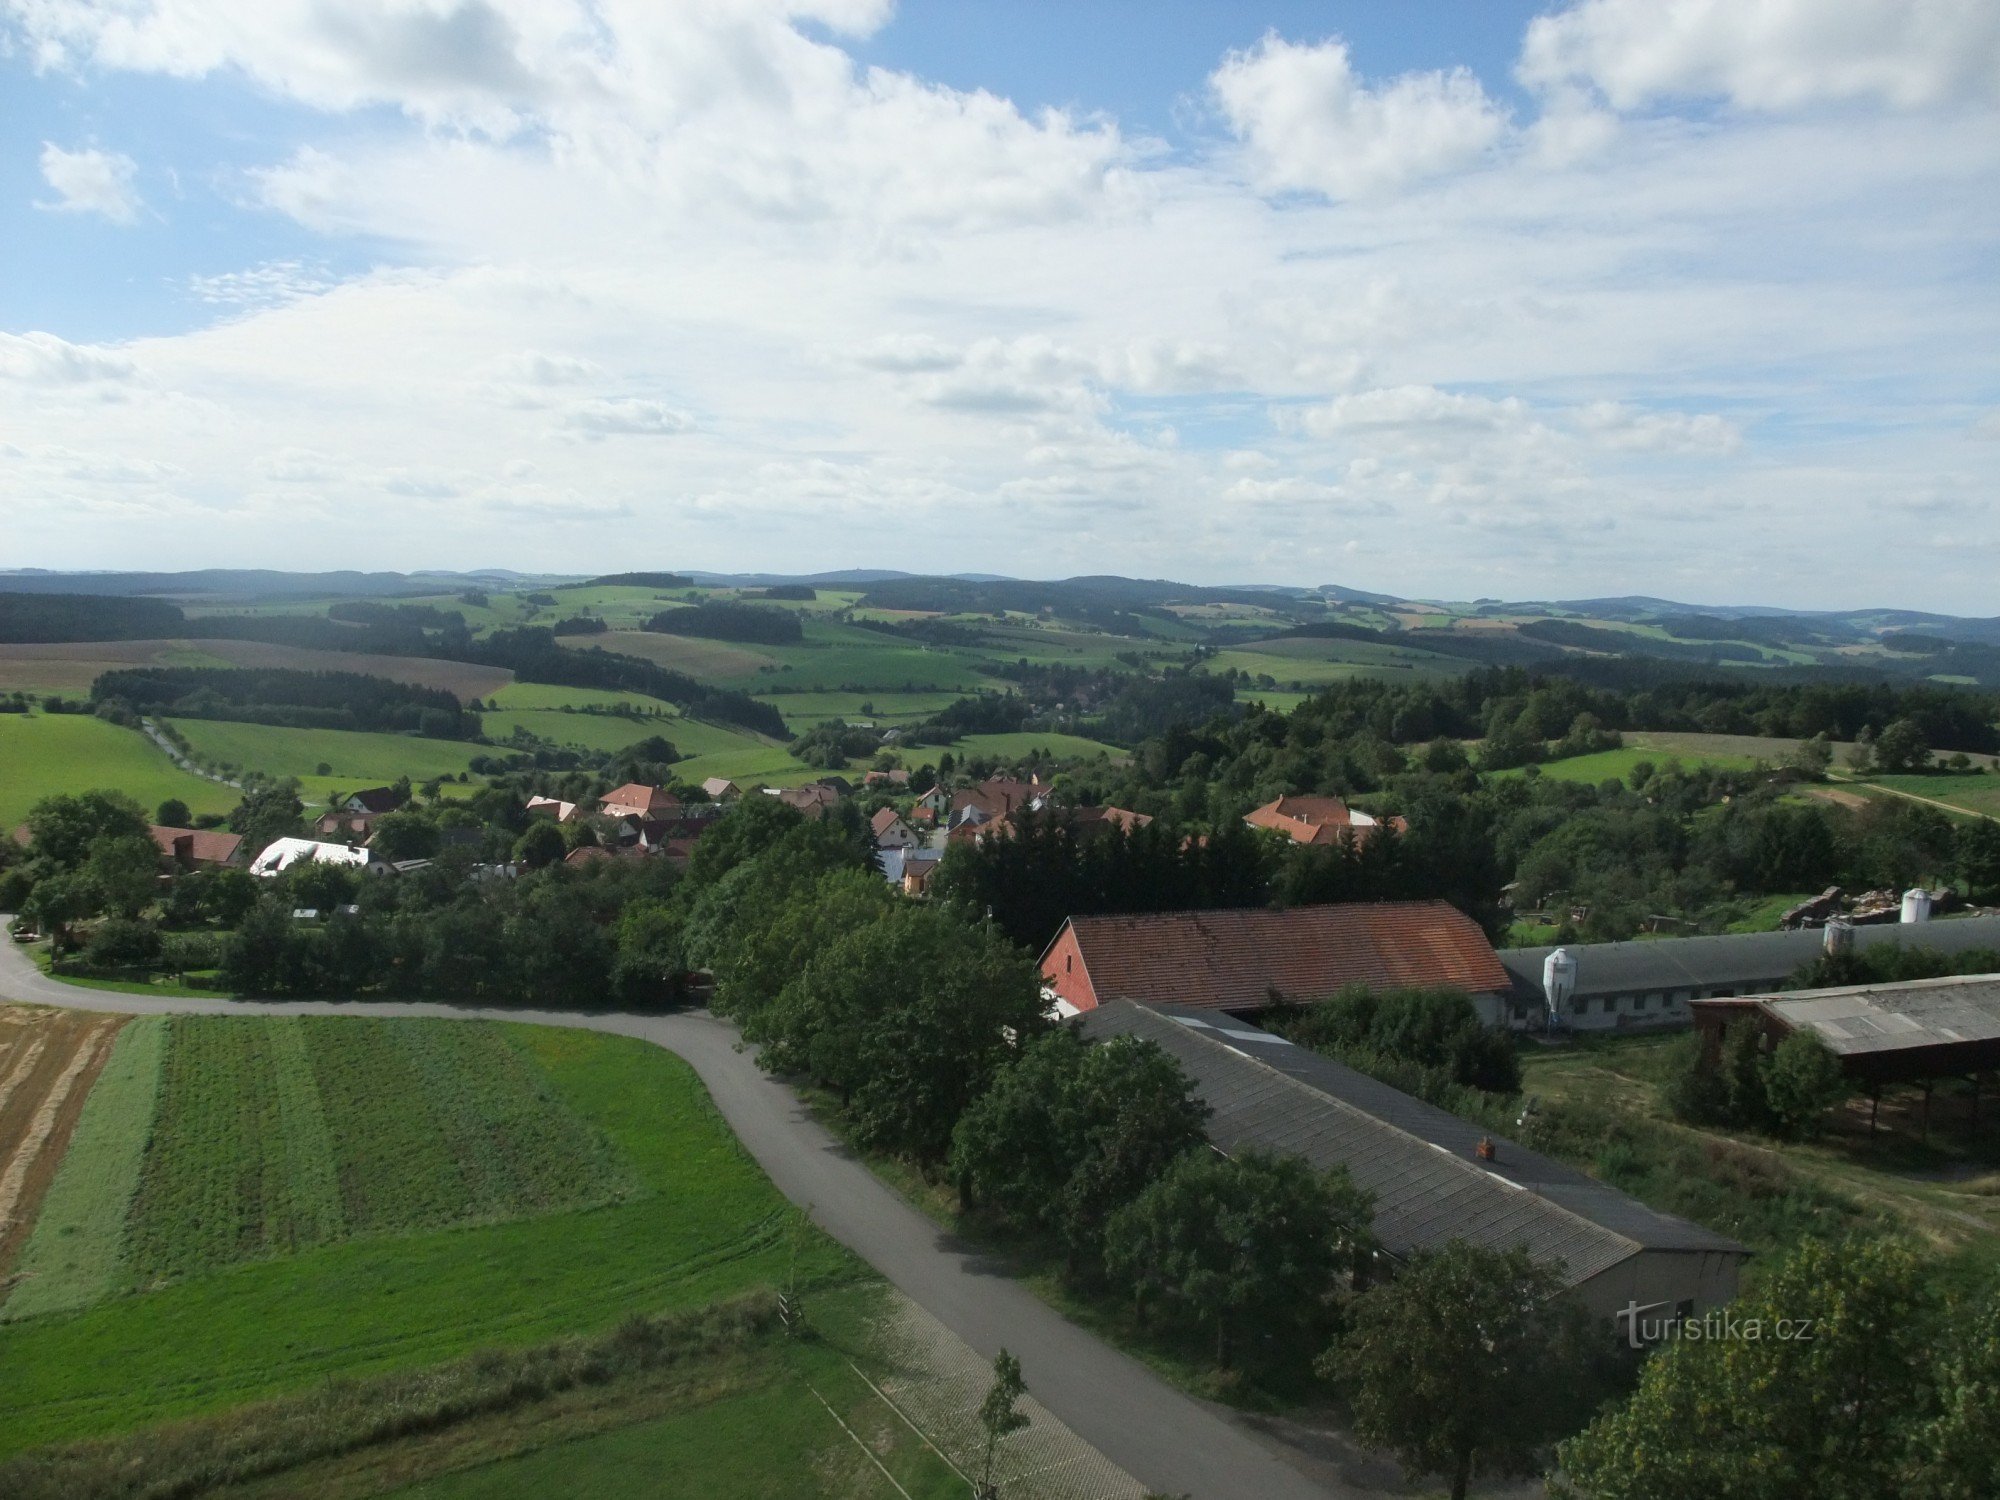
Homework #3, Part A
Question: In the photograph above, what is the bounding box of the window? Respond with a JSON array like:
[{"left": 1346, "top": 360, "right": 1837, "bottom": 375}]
[
  {"left": 1572, "top": 997, "right": 1587, "bottom": 1015},
  {"left": 1602, "top": 996, "right": 1617, "bottom": 1014},
  {"left": 1634, "top": 994, "right": 1649, "bottom": 1011},
  {"left": 1510, "top": 1004, "right": 1527, "bottom": 1023}
]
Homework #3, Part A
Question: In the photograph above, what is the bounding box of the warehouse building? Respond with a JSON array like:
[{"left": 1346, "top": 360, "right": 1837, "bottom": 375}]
[
  {"left": 1497, "top": 914, "right": 2000, "bottom": 1034},
  {"left": 1080, "top": 1000, "right": 1748, "bottom": 1322}
]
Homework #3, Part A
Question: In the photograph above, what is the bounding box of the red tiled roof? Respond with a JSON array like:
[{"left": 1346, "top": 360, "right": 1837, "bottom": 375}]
[
  {"left": 870, "top": 806, "right": 906, "bottom": 836},
  {"left": 149, "top": 825, "right": 245, "bottom": 866},
  {"left": 601, "top": 782, "right": 678, "bottom": 816},
  {"left": 1244, "top": 795, "right": 1406, "bottom": 846},
  {"left": 1046, "top": 901, "right": 1507, "bottom": 1013}
]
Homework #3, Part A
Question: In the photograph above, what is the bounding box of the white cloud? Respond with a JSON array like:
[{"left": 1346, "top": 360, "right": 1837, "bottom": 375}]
[
  {"left": 1574, "top": 401, "right": 1742, "bottom": 454},
  {"left": 1210, "top": 35, "right": 1507, "bottom": 199},
  {"left": 560, "top": 397, "right": 692, "bottom": 437},
  {"left": 36, "top": 142, "right": 143, "bottom": 223},
  {"left": 1521, "top": 0, "right": 2000, "bottom": 112},
  {"left": 0, "top": 330, "right": 138, "bottom": 383}
]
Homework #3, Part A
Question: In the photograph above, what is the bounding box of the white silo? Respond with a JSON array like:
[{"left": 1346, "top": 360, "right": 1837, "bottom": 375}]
[
  {"left": 1823, "top": 918, "right": 1855, "bottom": 957},
  {"left": 1901, "top": 888, "right": 1933, "bottom": 924},
  {"left": 1543, "top": 948, "right": 1577, "bottom": 1026}
]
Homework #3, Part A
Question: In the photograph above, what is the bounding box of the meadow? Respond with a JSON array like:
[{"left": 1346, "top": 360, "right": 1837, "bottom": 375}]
[
  {"left": 0, "top": 714, "right": 234, "bottom": 829},
  {"left": 1494, "top": 743, "right": 1767, "bottom": 784},
  {"left": 0, "top": 1022, "right": 858, "bottom": 1454},
  {"left": 1205, "top": 637, "right": 1462, "bottom": 687},
  {"left": 165, "top": 718, "right": 488, "bottom": 786},
  {"left": 0, "top": 639, "right": 511, "bottom": 701},
  {"left": 1863, "top": 772, "right": 2000, "bottom": 820}
]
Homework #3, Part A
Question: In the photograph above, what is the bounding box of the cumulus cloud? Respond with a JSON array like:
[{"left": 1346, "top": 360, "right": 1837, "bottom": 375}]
[
  {"left": 37, "top": 142, "right": 143, "bottom": 223},
  {"left": 0, "top": 330, "right": 138, "bottom": 383},
  {"left": 1520, "top": 0, "right": 2000, "bottom": 112},
  {"left": 1574, "top": 401, "right": 1742, "bottom": 454},
  {"left": 560, "top": 397, "right": 692, "bottom": 437},
  {"left": 1210, "top": 35, "right": 1507, "bottom": 199}
]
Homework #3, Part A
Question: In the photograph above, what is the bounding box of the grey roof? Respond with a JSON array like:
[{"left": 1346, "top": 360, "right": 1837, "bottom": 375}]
[
  {"left": 874, "top": 847, "right": 941, "bottom": 883},
  {"left": 1501, "top": 914, "right": 2000, "bottom": 1002},
  {"left": 1749, "top": 974, "right": 2000, "bottom": 1056},
  {"left": 1079, "top": 1000, "right": 1745, "bottom": 1289}
]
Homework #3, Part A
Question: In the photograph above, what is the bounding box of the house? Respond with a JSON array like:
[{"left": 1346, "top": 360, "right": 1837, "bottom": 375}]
[
  {"left": 1244, "top": 794, "right": 1406, "bottom": 847},
  {"left": 599, "top": 782, "right": 679, "bottom": 820},
  {"left": 1080, "top": 1001, "right": 1748, "bottom": 1322},
  {"left": 338, "top": 787, "right": 405, "bottom": 816},
  {"left": 1070, "top": 805, "right": 1153, "bottom": 836},
  {"left": 701, "top": 777, "right": 740, "bottom": 801},
  {"left": 870, "top": 807, "right": 921, "bottom": 849},
  {"left": 148, "top": 825, "right": 246, "bottom": 870},
  {"left": 525, "top": 795, "right": 580, "bottom": 823},
  {"left": 777, "top": 783, "right": 840, "bottom": 819},
  {"left": 1497, "top": 914, "right": 2000, "bottom": 1034},
  {"left": 314, "top": 809, "right": 381, "bottom": 840},
  {"left": 249, "top": 837, "right": 373, "bottom": 877},
  {"left": 876, "top": 846, "right": 943, "bottom": 895},
  {"left": 863, "top": 768, "right": 911, "bottom": 790},
  {"left": 1038, "top": 901, "right": 1509, "bottom": 1017},
  {"left": 950, "top": 776, "right": 1055, "bottom": 822},
  {"left": 913, "top": 785, "right": 953, "bottom": 820}
]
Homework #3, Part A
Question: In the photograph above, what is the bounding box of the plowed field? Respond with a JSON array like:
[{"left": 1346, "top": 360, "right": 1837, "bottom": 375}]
[{"left": 0, "top": 1007, "right": 126, "bottom": 1286}]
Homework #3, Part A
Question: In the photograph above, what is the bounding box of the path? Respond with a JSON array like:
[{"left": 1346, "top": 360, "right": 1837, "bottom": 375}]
[
  {"left": 1827, "top": 774, "right": 1999, "bottom": 825},
  {"left": 139, "top": 718, "right": 240, "bottom": 791},
  {"left": 0, "top": 935, "right": 1362, "bottom": 1500}
]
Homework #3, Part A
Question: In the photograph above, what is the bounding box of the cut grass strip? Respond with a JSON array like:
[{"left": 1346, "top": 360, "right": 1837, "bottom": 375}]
[
  {"left": 3, "top": 1020, "right": 163, "bottom": 1321},
  {"left": 265, "top": 1019, "right": 345, "bottom": 1253}
]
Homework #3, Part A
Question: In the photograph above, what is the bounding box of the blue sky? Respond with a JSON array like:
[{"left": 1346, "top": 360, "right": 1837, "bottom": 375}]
[{"left": 3, "top": 1, "right": 1997, "bottom": 610}]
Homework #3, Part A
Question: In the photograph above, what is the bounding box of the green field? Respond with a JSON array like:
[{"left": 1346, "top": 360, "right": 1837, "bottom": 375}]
[
  {"left": 1205, "top": 638, "right": 1461, "bottom": 687},
  {"left": 1496, "top": 744, "right": 1766, "bottom": 784},
  {"left": 166, "top": 718, "right": 487, "bottom": 786},
  {"left": 907, "top": 731, "right": 1126, "bottom": 767},
  {"left": 0, "top": 1022, "right": 856, "bottom": 1454},
  {"left": 751, "top": 691, "right": 964, "bottom": 733},
  {"left": 479, "top": 708, "right": 682, "bottom": 754},
  {"left": 1862, "top": 773, "right": 2000, "bottom": 820},
  {"left": 0, "top": 714, "right": 235, "bottom": 829},
  {"left": 578, "top": 631, "right": 780, "bottom": 681}
]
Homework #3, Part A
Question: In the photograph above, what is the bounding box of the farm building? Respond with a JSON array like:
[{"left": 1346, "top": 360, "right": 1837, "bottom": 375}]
[
  {"left": 337, "top": 787, "right": 405, "bottom": 815},
  {"left": 599, "top": 782, "right": 679, "bottom": 820},
  {"left": 525, "top": 794, "right": 579, "bottom": 823},
  {"left": 1243, "top": 795, "right": 1405, "bottom": 848},
  {"left": 1080, "top": 1000, "right": 1748, "bottom": 1321},
  {"left": 1038, "top": 901, "right": 1509, "bottom": 1017},
  {"left": 148, "top": 825, "right": 245, "bottom": 870},
  {"left": 700, "top": 777, "right": 740, "bottom": 801},
  {"left": 1499, "top": 914, "right": 2000, "bottom": 1033},
  {"left": 1690, "top": 973, "right": 2000, "bottom": 1092}
]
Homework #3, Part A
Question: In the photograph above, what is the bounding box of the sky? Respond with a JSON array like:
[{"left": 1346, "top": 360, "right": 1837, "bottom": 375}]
[{"left": 3, "top": 1, "right": 1998, "bottom": 612}]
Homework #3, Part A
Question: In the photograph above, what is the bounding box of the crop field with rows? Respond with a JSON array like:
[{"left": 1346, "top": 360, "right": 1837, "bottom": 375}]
[{"left": 124, "top": 1017, "right": 629, "bottom": 1285}]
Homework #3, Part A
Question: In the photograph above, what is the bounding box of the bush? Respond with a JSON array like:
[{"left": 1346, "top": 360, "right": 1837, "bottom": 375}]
[{"left": 81, "top": 917, "right": 162, "bottom": 970}]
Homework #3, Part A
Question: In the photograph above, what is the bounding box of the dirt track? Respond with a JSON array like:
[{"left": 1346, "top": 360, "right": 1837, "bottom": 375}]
[{"left": 0, "top": 1006, "right": 126, "bottom": 1281}]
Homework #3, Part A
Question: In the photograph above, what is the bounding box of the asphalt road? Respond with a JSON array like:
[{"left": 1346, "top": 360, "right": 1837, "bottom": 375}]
[{"left": 0, "top": 934, "right": 1357, "bottom": 1500}]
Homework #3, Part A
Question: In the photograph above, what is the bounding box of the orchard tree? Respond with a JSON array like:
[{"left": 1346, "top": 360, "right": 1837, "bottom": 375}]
[
  {"left": 155, "top": 797, "right": 191, "bottom": 827},
  {"left": 1104, "top": 1148, "right": 1373, "bottom": 1369},
  {"left": 1328, "top": 1241, "right": 1593, "bottom": 1500},
  {"left": 513, "top": 819, "right": 567, "bottom": 869}
]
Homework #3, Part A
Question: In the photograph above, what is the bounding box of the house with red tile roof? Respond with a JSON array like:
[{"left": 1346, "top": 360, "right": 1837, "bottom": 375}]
[
  {"left": 1243, "top": 794, "right": 1406, "bottom": 847},
  {"left": 1038, "top": 901, "right": 1508, "bottom": 1017},
  {"left": 1071, "top": 805, "right": 1153, "bottom": 836},
  {"left": 149, "top": 825, "right": 246, "bottom": 870},
  {"left": 776, "top": 783, "right": 840, "bottom": 819},
  {"left": 600, "top": 782, "right": 680, "bottom": 820},
  {"left": 525, "top": 794, "right": 580, "bottom": 823},
  {"left": 870, "top": 807, "right": 921, "bottom": 849}
]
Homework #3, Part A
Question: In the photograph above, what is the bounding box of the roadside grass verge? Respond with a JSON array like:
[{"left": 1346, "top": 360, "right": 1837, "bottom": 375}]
[
  {"left": 0, "top": 1024, "right": 861, "bottom": 1455},
  {"left": 3, "top": 1019, "right": 163, "bottom": 1321}
]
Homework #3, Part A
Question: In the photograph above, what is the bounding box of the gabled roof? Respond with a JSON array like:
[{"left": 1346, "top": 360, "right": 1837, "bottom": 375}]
[
  {"left": 701, "top": 777, "right": 739, "bottom": 798},
  {"left": 1080, "top": 1001, "right": 1745, "bottom": 1287},
  {"left": 1244, "top": 795, "right": 1406, "bottom": 847},
  {"left": 870, "top": 806, "right": 909, "bottom": 836},
  {"left": 600, "top": 782, "right": 677, "bottom": 815},
  {"left": 149, "top": 825, "right": 244, "bottom": 866},
  {"left": 345, "top": 786, "right": 403, "bottom": 814},
  {"left": 1048, "top": 901, "right": 1509, "bottom": 1012}
]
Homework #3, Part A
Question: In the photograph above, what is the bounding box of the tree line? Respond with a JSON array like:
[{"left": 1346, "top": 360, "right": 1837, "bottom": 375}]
[
  {"left": 92, "top": 666, "right": 477, "bottom": 739},
  {"left": 644, "top": 600, "right": 803, "bottom": 645}
]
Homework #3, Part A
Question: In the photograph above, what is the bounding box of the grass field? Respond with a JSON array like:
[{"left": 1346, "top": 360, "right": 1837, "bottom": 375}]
[
  {"left": 1205, "top": 640, "right": 1460, "bottom": 687},
  {"left": 479, "top": 708, "right": 681, "bottom": 754},
  {"left": 0, "top": 640, "right": 511, "bottom": 701},
  {"left": 0, "top": 714, "right": 235, "bottom": 829},
  {"left": 1495, "top": 743, "right": 1767, "bottom": 784},
  {"left": 1861, "top": 773, "right": 2000, "bottom": 820},
  {"left": 484, "top": 682, "right": 664, "bottom": 712},
  {"left": 906, "top": 732, "right": 1127, "bottom": 767},
  {"left": 165, "top": 718, "right": 487, "bottom": 786},
  {"left": 0, "top": 1022, "right": 857, "bottom": 1454},
  {"left": 751, "top": 691, "right": 963, "bottom": 733},
  {"left": 574, "top": 631, "right": 780, "bottom": 681}
]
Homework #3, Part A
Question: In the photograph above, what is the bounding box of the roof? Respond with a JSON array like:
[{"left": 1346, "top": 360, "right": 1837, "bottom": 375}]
[
  {"left": 1080, "top": 1000, "right": 1745, "bottom": 1287},
  {"left": 870, "top": 806, "right": 908, "bottom": 836},
  {"left": 1244, "top": 795, "right": 1406, "bottom": 847},
  {"left": 1502, "top": 915, "right": 2000, "bottom": 1001},
  {"left": 345, "top": 786, "right": 403, "bottom": 814},
  {"left": 1073, "top": 805, "right": 1153, "bottom": 833},
  {"left": 601, "top": 782, "right": 677, "bottom": 815},
  {"left": 701, "top": 777, "right": 739, "bottom": 797},
  {"left": 1714, "top": 973, "right": 2000, "bottom": 1057},
  {"left": 149, "top": 825, "right": 244, "bottom": 865},
  {"left": 876, "top": 847, "right": 943, "bottom": 884},
  {"left": 250, "top": 837, "right": 371, "bottom": 876},
  {"left": 1049, "top": 901, "right": 1510, "bottom": 1012}
]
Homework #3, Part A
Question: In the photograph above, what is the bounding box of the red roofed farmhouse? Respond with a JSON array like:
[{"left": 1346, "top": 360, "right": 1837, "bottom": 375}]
[
  {"left": 1038, "top": 901, "right": 1508, "bottom": 1017},
  {"left": 1244, "top": 795, "right": 1406, "bottom": 847},
  {"left": 599, "top": 783, "right": 679, "bottom": 820}
]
